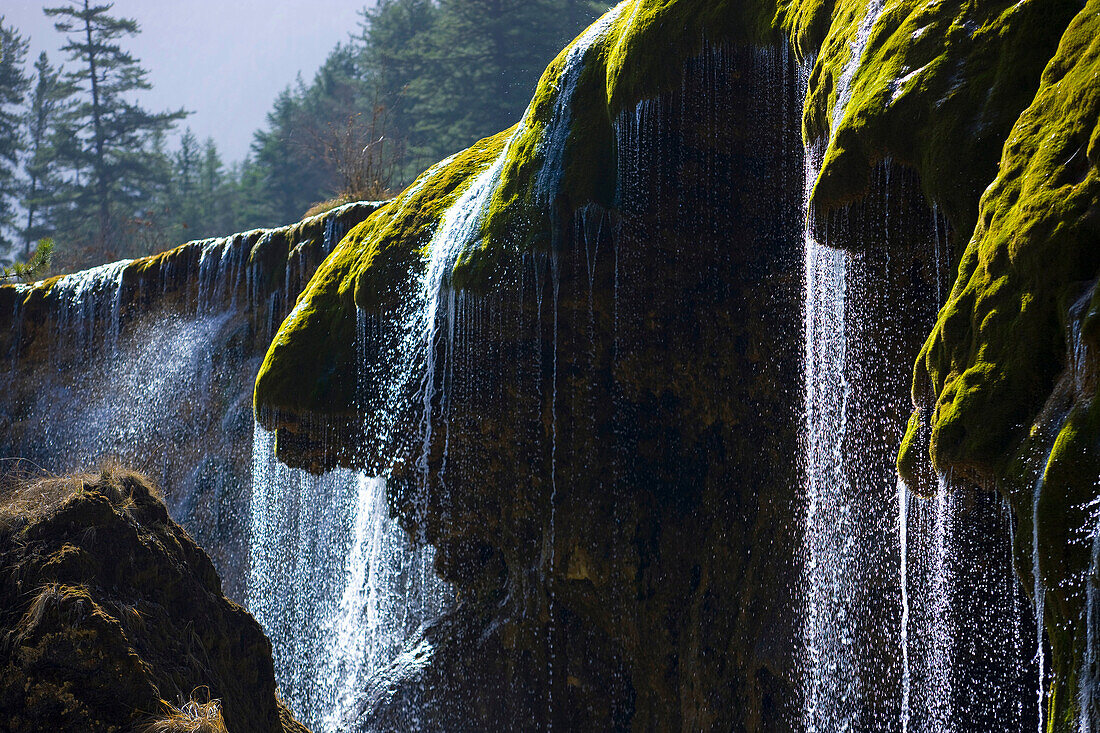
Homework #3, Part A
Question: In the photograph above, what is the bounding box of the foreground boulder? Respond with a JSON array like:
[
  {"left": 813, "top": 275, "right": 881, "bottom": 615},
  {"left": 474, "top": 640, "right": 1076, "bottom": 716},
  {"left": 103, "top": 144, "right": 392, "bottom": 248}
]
[{"left": 0, "top": 467, "right": 308, "bottom": 733}]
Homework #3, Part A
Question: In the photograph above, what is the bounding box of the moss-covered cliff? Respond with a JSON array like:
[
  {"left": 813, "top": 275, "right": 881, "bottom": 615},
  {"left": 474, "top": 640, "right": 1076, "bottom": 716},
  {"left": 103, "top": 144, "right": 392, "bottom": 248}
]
[
  {"left": 260, "top": 17, "right": 810, "bottom": 726},
  {"left": 794, "top": 0, "right": 1079, "bottom": 239},
  {"left": 0, "top": 0, "right": 1090, "bottom": 724},
  {"left": 255, "top": 0, "right": 798, "bottom": 432},
  {"left": 897, "top": 3, "right": 1100, "bottom": 727},
  {"left": 253, "top": 0, "right": 1098, "bottom": 729}
]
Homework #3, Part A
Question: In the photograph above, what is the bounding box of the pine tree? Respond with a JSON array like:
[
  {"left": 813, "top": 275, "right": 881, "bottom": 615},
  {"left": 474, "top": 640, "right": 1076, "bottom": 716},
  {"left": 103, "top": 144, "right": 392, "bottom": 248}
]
[
  {"left": 197, "top": 136, "right": 241, "bottom": 234},
  {"left": 403, "top": 0, "right": 605, "bottom": 163},
  {"left": 250, "top": 83, "right": 317, "bottom": 224},
  {"left": 170, "top": 127, "right": 202, "bottom": 234},
  {"left": 0, "top": 17, "right": 30, "bottom": 261},
  {"left": 237, "top": 0, "right": 608, "bottom": 226},
  {"left": 21, "top": 51, "right": 75, "bottom": 259},
  {"left": 44, "top": 0, "right": 186, "bottom": 258},
  {"left": 250, "top": 44, "right": 378, "bottom": 224}
]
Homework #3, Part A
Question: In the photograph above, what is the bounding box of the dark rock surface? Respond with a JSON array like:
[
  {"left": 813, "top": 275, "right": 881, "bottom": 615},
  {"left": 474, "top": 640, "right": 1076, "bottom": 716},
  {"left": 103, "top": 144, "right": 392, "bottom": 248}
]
[{"left": 0, "top": 467, "right": 308, "bottom": 733}]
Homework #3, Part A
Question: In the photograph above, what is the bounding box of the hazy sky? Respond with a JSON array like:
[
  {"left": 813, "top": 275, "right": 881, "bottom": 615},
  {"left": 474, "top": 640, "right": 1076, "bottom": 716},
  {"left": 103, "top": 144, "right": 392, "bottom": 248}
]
[{"left": 5, "top": 1, "right": 372, "bottom": 162}]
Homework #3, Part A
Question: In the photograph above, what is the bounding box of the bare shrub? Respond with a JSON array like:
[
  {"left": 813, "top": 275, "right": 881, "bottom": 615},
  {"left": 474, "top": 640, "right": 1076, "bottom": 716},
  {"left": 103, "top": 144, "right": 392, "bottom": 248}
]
[
  {"left": 304, "top": 97, "right": 404, "bottom": 216},
  {"left": 146, "top": 692, "right": 227, "bottom": 733},
  {"left": 0, "top": 461, "right": 158, "bottom": 532}
]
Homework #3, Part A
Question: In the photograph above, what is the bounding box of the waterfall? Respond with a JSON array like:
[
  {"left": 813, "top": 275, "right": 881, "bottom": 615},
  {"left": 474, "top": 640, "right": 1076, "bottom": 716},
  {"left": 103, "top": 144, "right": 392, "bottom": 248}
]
[
  {"left": 902, "top": 485, "right": 956, "bottom": 732},
  {"left": 800, "top": 147, "right": 859, "bottom": 732},
  {"left": 533, "top": 2, "right": 628, "bottom": 207},
  {"left": 799, "top": 0, "right": 1042, "bottom": 720},
  {"left": 2, "top": 200, "right": 374, "bottom": 603},
  {"left": 1034, "top": 466, "right": 1048, "bottom": 733},
  {"left": 800, "top": 0, "right": 892, "bottom": 715},
  {"left": 899, "top": 480, "right": 911, "bottom": 733},
  {"left": 52, "top": 259, "right": 132, "bottom": 351},
  {"left": 831, "top": 0, "right": 887, "bottom": 134},
  {"left": 1082, "top": 513, "right": 1100, "bottom": 732},
  {"left": 247, "top": 425, "right": 446, "bottom": 732}
]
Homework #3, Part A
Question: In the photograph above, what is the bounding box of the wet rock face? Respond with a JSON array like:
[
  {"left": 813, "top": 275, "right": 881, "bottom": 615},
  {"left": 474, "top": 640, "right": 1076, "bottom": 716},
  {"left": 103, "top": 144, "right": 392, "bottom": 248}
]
[
  {"left": 0, "top": 468, "right": 305, "bottom": 733},
  {"left": 264, "top": 46, "right": 807, "bottom": 731}
]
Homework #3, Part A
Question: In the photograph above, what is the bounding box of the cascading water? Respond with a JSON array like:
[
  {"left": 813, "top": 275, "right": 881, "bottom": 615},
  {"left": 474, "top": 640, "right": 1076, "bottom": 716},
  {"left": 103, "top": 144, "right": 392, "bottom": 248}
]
[
  {"left": 798, "top": 0, "right": 1041, "bottom": 721},
  {"left": 801, "top": 145, "right": 859, "bottom": 732},
  {"left": 1082, "top": 513, "right": 1100, "bottom": 732},
  {"left": 802, "top": 173, "right": 1038, "bottom": 732},
  {"left": 800, "top": 8, "right": 874, "bottom": 719},
  {"left": 1034, "top": 460, "right": 1050, "bottom": 733},
  {"left": 1, "top": 203, "right": 374, "bottom": 599},
  {"left": 247, "top": 425, "right": 447, "bottom": 732},
  {"left": 799, "top": 0, "right": 888, "bottom": 721},
  {"left": 52, "top": 259, "right": 132, "bottom": 350},
  {"left": 902, "top": 483, "right": 956, "bottom": 732}
]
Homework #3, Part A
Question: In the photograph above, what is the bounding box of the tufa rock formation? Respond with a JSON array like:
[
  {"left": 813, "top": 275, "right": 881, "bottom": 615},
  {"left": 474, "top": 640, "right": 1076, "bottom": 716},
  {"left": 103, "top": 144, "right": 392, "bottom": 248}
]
[
  {"left": 254, "top": 0, "right": 1099, "bottom": 729},
  {"left": 0, "top": 202, "right": 381, "bottom": 600}
]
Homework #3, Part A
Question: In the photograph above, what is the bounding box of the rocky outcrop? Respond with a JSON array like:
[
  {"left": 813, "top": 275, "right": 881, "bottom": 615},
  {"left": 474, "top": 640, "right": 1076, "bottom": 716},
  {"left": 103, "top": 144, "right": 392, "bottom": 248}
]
[
  {"left": 258, "top": 31, "right": 809, "bottom": 730},
  {"left": 0, "top": 202, "right": 381, "bottom": 600},
  {"left": 896, "top": 5, "right": 1100, "bottom": 727},
  {"left": 0, "top": 467, "right": 308, "bottom": 732},
  {"left": 253, "top": 0, "right": 1099, "bottom": 730}
]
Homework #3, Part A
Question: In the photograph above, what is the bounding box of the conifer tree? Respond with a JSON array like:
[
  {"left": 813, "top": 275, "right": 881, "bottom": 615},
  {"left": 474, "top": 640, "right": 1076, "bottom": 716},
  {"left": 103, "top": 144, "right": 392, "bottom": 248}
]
[
  {"left": 197, "top": 137, "right": 242, "bottom": 234},
  {"left": 393, "top": 0, "right": 604, "bottom": 163},
  {"left": 21, "top": 52, "right": 75, "bottom": 259},
  {"left": 170, "top": 128, "right": 202, "bottom": 233},
  {"left": 0, "top": 17, "right": 30, "bottom": 261},
  {"left": 44, "top": 0, "right": 186, "bottom": 257}
]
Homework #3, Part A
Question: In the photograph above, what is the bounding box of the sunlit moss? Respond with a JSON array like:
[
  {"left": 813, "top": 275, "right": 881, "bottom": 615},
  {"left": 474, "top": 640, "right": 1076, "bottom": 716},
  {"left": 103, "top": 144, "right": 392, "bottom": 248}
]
[
  {"left": 898, "top": 8, "right": 1100, "bottom": 725},
  {"left": 806, "top": 0, "right": 1078, "bottom": 237},
  {"left": 253, "top": 130, "right": 512, "bottom": 418},
  {"left": 903, "top": 1, "right": 1100, "bottom": 482}
]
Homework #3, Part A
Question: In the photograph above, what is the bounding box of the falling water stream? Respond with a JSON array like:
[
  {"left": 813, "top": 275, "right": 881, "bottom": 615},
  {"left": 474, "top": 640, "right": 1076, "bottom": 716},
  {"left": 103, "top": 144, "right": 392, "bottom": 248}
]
[
  {"left": 801, "top": 144, "right": 858, "bottom": 732},
  {"left": 798, "top": 0, "right": 1041, "bottom": 724},
  {"left": 1083, "top": 515, "right": 1100, "bottom": 732},
  {"left": 2, "top": 9, "right": 1073, "bottom": 730}
]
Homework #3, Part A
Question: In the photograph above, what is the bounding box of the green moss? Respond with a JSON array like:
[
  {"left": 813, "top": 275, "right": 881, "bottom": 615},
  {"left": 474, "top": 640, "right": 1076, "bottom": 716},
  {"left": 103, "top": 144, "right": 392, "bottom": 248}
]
[
  {"left": 900, "top": 8, "right": 1100, "bottom": 726},
  {"left": 776, "top": 0, "right": 837, "bottom": 59},
  {"left": 453, "top": 8, "right": 626, "bottom": 290},
  {"left": 604, "top": 0, "right": 779, "bottom": 118},
  {"left": 455, "top": 0, "right": 785, "bottom": 290},
  {"left": 456, "top": 0, "right": 819, "bottom": 290},
  {"left": 805, "top": 0, "right": 1078, "bottom": 237},
  {"left": 896, "top": 406, "right": 932, "bottom": 493},
  {"left": 253, "top": 131, "right": 512, "bottom": 420},
  {"left": 797, "top": 0, "right": 871, "bottom": 145},
  {"left": 904, "top": 0, "right": 1100, "bottom": 482}
]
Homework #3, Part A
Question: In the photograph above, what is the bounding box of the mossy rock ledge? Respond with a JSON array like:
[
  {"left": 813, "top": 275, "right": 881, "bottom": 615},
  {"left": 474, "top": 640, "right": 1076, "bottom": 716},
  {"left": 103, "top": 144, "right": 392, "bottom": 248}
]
[
  {"left": 897, "top": 3, "right": 1100, "bottom": 728},
  {"left": 0, "top": 202, "right": 382, "bottom": 600},
  {"left": 246, "top": 0, "right": 1100, "bottom": 729}
]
